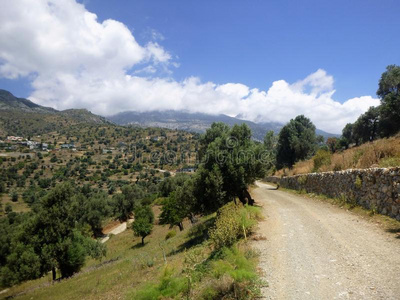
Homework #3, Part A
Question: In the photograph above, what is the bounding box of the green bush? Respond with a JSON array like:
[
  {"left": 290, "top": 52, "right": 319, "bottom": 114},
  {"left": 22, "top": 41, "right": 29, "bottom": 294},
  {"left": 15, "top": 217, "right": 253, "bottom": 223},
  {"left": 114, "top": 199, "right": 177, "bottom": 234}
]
[
  {"left": 201, "top": 246, "right": 261, "bottom": 300},
  {"left": 165, "top": 230, "right": 177, "bottom": 240},
  {"left": 133, "top": 267, "right": 188, "bottom": 300},
  {"left": 312, "top": 149, "right": 331, "bottom": 172},
  {"left": 209, "top": 202, "right": 260, "bottom": 249},
  {"left": 352, "top": 149, "right": 364, "bottom": 166},
  {"left": 10, "top": 191, "right": 18, "bottom": 202}
]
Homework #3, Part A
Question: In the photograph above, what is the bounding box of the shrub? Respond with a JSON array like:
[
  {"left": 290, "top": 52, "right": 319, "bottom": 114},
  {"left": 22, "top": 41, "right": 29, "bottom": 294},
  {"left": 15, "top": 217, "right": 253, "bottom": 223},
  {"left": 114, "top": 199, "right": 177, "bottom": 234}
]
[
  {"left": 312, "top": 149, "right": 331, "bottom": 172},
  {"left": 165, "top": 230, "right": 177, "bottom": 240},
  {"left": 5, "top": 203, "right": 12, "bottom": 214},
  {"left": 201, "top": 246, "right": 261, "bottom": 300},
  {"left": 352, "top": 149, "right": 364, "bottom": 166},
  {"left": 10, "top": 191, "right": 18, "bottom": 202},
  {"left": 209, "top": 202, "right": 259, "bottom": 249},
  {"left": 133, "top": 267, "right": 188, "bottom": 300}
]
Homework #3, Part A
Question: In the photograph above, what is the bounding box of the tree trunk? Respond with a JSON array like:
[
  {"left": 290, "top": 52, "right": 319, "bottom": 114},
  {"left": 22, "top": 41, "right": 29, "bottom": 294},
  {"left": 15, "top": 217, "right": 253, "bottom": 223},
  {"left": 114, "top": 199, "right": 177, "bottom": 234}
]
[
  {"left": 52, "top": 267, "right": 56, "bottom": 281},
  {"left": 141, "top": 236, "right": 145, "bottom": 245},
  {"left": 178, "top": 222, "right": 184, "bottom": 231},
  {"left": 188, "top": 213, "right": 197, "bottom": 224}
]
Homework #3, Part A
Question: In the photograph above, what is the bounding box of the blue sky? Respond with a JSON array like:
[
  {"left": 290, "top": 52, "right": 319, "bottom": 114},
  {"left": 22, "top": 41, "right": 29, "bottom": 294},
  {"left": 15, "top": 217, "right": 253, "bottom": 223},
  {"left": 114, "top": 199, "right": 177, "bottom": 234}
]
[
  {"left": 86, "top": 0, "right": 399, "bottom": 102},
  {"left": 0, "top": 0, "right": 398, "bottom": 133}
]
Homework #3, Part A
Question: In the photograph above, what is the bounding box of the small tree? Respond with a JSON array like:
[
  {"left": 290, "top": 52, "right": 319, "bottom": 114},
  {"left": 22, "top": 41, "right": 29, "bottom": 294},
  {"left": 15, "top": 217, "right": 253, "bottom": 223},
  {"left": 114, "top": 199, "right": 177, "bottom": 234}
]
[
  {"left": 326, "top": 137, "right": 339, "bottom": 153},
  {"left": 341, "top": 123, "right": 354, "bottom": 149},
  {"left": 132, "top": 206, "right": 154, "bottom": 245},
  {"left": 5, "top": 203, "right": 12, "bottom": 214},
  {"left": 159, "top": 192, "right": 186, "bottom": 231},
  {"left": 11, "top": 191, "right": 18, "bottom": 202}
]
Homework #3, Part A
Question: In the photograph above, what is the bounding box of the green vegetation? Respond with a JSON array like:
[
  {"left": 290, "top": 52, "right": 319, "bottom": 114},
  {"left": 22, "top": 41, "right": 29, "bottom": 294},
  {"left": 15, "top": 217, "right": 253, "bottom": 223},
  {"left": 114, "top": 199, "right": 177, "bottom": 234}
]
[
  {"left": 0, "top": 121, "right": 267, "bottom": 299},
  {"left": 276, "top": 115, "right": 318, "bottom": 169},
  {"left": 209, "top": 202, "right": 259, "bottom": 249},
  {"left": 132, "top": 202, "right": 262, "bottom": 300},
  {"left": 312, "top": 149, "right": 331, "bottom": 172},
  {"left": 268, "top": 65, "right": 400, "bottom": 176},
  {"left": 341, "top": 65, "right": 400, "bottom": 146},
  {"left": 0, "top": 183, "right": 107, "bottom": 286},
  {"left": 194, "top": 123, "right": 266, "bottom": 210},
  {"left": 131, "top": 205, "right": 154, "bottom": 245}
]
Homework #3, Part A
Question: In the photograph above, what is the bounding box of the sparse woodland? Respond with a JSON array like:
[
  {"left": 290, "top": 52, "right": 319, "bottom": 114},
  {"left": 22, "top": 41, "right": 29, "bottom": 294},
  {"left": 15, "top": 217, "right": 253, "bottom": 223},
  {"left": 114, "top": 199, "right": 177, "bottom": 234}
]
[{"left": 0, "top": 65, "right": 399, "bottom": 299}]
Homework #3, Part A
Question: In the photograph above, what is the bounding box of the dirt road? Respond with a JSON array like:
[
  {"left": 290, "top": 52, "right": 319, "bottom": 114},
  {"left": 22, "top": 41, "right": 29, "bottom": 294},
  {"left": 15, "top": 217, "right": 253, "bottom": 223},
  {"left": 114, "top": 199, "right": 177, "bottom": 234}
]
[
  {"left": 101, "top": 219, "right": 133, "bottom": 243},
  {"left": 252, "top": 182, "right": 400, "bottom": 300}
]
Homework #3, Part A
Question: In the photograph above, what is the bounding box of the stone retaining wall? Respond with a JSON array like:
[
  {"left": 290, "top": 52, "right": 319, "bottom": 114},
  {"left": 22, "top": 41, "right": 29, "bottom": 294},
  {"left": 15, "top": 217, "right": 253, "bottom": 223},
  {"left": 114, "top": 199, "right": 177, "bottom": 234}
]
[{"left": 265, "top": 167, "right": 400, "bottom": 220}]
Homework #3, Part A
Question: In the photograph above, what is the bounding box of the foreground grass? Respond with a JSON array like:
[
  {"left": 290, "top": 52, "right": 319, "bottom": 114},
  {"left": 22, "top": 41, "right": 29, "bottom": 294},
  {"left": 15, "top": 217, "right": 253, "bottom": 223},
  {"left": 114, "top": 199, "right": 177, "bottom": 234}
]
[{"left": 2, "top": 204, "right": 263, "bottom": 300}]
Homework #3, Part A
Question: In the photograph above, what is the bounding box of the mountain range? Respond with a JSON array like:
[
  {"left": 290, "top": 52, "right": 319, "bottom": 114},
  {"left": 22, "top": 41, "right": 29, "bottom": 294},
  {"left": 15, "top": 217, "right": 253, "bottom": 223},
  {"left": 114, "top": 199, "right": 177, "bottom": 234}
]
[
  {"left": 0, "top": 89, "right": 338, "bottom": 139},
  {"left": 108, "top": 110, "right": 338, "bottom": 140}
]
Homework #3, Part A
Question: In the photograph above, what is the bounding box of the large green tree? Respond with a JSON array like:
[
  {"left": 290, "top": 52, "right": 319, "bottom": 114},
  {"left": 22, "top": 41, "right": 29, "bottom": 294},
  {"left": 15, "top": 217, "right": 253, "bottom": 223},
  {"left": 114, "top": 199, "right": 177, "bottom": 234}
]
[
  {"left": 1, "top": 183, "right": 105, "bottom": 286},
  {"left": 352, "top": 106, "right": 380, "bottom": 144},
  {"left": 276, "top": 115, "right": 317, "bottom": 168},
  {"left": 193, "top": 123, "right": 266, "bottom": 213},
  {"left": 112, "top": 184, "right": 144, "bottom": 221},
  {"left": 340, "top": 123, "right": 354, "bottom": 149},
  {"left": 76, "top": 191, "right": 111, "bottom": 237},
  {"left": 377, "top": 65, "right": 400, "bottom": 137}
]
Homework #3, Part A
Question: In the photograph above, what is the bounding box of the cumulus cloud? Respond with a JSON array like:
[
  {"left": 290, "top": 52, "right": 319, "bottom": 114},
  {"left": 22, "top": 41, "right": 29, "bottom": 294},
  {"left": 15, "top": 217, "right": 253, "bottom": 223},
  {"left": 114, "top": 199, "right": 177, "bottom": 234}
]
[{"left": 0, "top": 0, "right": 380, "bottom": 134}]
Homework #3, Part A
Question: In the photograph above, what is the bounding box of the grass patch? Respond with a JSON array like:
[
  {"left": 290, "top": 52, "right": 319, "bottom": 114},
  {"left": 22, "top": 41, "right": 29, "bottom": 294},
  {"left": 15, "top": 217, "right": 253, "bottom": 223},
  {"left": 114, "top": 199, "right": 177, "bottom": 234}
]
[
  {"left": 2, "top": 203, "right": 263, "bottom": 300},
  {"left": 128, "top": 202, "right": 263, "bottom": 300}
]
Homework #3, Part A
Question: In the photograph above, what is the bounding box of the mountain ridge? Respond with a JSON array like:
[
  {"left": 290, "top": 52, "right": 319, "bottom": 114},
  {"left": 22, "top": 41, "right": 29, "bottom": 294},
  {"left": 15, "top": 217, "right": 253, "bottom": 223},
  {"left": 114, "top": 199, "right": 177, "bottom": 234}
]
[
  {"left": 0, "top": 89, "right": 110, "bottom": 136},
  {"left": 0, "top": 89, "right": 338, "bottom": 139},
  {"left": 108, "top": 110, "right": 338, "bottom": 140}
]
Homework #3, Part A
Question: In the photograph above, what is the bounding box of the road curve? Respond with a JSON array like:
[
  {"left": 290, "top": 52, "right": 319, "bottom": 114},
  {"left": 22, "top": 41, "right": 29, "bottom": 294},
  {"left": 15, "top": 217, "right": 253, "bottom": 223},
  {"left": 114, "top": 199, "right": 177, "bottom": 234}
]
[{"left": 252, "top": 181, "right": 400, "bottom": 300}]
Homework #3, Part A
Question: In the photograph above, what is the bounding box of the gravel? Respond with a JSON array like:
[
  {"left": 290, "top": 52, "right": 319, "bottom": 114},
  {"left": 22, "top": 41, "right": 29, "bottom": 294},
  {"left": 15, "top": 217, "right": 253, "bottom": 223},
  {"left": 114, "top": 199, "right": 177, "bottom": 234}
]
[{"left": 252, "top": 182, "right": 400, "bottom": 300}]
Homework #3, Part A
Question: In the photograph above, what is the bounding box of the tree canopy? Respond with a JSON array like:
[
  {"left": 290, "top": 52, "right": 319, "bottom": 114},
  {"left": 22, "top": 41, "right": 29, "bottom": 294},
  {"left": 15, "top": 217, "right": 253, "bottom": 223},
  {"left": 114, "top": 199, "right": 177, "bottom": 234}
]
[
  {"left": 192, "top": 123, "right": 266, "bottom": 213},
  {"left": 276, "top": 115, "right": 317, "bottom": 168},
  {"left": 340, "top": 65, "right": 400, "bottom": 145},
  {"left": 132, "top": 205, "right": 154, "bottom": 245},
  {"left": 0, "top": 183, "right": 106, "bottom": 286}
]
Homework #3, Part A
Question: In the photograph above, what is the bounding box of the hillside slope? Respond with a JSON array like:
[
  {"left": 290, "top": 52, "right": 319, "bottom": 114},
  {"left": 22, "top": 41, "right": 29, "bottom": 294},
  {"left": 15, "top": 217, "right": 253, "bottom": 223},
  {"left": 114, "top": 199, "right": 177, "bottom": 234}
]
[
  {"left": 0, "top": 90, "right": 109, "bottom": 136},
  {"left": 276, "top": 135, "right": 400, "bottom": 176}
]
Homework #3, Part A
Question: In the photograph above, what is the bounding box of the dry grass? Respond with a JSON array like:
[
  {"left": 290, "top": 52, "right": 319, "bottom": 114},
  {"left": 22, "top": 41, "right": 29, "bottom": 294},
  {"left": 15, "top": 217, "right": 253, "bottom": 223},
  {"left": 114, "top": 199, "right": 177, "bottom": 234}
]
[
  {"left": 1, "top": 206, "right": 202, "bottom": 300},
  {"left": 275, "top": 135, "right": 400, "bottom": 176}
]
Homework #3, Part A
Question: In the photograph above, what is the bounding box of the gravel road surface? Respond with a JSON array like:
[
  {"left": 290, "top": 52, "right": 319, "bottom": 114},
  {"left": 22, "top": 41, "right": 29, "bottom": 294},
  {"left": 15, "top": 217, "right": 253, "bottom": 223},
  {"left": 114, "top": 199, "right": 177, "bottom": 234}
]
[{"left": 252, "top": 181, "right": 400, "bottom": 300}]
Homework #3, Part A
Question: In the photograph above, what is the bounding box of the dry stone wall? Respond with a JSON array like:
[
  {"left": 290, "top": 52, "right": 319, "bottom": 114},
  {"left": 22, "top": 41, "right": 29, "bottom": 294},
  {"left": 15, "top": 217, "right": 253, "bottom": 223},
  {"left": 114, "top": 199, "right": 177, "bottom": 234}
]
[{"left": 265, "top": 167, "right": 400, "bottom": 220}]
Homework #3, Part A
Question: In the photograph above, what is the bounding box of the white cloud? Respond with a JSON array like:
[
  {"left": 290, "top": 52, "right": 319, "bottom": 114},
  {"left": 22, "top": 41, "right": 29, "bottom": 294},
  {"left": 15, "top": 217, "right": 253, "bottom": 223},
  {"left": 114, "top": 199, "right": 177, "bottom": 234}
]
[{"left": 0, "top": 0, "right": 380, "bottom": 134}]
